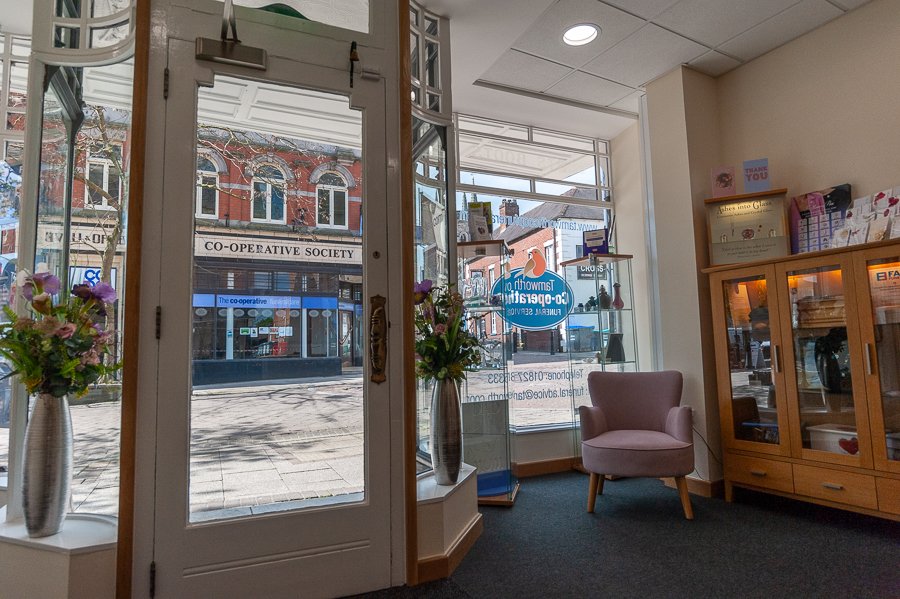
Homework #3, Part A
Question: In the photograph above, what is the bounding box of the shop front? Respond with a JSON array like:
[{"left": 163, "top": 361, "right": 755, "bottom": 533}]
[{"left": 191, "top": 230, "right": 363, "bottom": 385}]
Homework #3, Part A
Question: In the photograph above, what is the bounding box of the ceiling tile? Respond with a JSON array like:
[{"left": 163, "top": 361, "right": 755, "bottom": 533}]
[
  {"left": 609, "top": 90, "right": 643, "bottom": 113},
  {"left": 718, "top": 0, "right": 843, "bottom": 60},
  {"left": 829, "top": 0, "right": 870, "bottom": 8},
  {"left": 600, "top": 0, "right": 682, "bottom": 19},
  {"left": 581, "top": 23, "right": 707, "bottom": 87},
  {"left": 543, "top": 71, "right": 635, "bottom": 106},
  {"left": 512, "top": 0, "right": 646, "bottom": 68},
  {"left": 480, "top": 50, "right": 573, "bottom": 92},
  {"left": 688, "top": 50, "right": 742, "bottom": 77},
  {"left": 654, "top": 0, "right": 800, "bottom": 47}
]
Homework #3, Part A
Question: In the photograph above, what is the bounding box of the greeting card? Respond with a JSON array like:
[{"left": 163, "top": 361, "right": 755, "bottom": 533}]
[
  {"left": 742, "top": 158, "right": 770, "bottom": 193},
  {"left": 710, "top": 166, "right": 736, "bottom": 198},
  {"left": 830, "top": 227, "right": 851, "bottom": 248},
  {"left": 848, "top": 222, "right": 870, "bottom": 246},
  {"left": 866, "top": 216, "right": 891, "bottom": 243}
]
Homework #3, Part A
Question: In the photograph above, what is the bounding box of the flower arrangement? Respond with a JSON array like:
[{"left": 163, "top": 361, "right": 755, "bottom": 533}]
[
  {"left": 413, "top": 280, "right": 482, "bottom": 381},
  {"left": 0, "top": 272, "right": 121, "bottom": 398}
]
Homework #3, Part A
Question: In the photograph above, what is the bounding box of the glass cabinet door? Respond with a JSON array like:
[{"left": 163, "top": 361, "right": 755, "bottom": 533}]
[
  {"left": 781, "top": 260, "right": 871, "bottom": 466},
  {"left": 713, "top": 269, "right": 789, "bottom": 454},
  {"left": 856, "top": 251, "right": 900, "bottom": 473}
]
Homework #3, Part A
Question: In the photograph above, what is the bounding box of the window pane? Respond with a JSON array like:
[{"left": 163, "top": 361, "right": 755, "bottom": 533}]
[
  {"left": 532, "top": 129, "right": 595, "bottom": 152},
  {"left": 457, "top": 115, "right": 528, "bottom": 140},
  {"left": 197, "top": 156, "right": 216, "bottom": 172},
  {"left": 410, "top": 33, "right": 420, "bottom": 81},
  {"left": 459, "top": 170, "right": 531, "bottom": 193},
  {"left": 458, "top": 132, "right": 596, "bottom": 183},
  {"left": 252, "top": 183, "right": 267, "bottom": 220},
  {"left": 425, "top": 41, "right": 439, "bottom": 89},
  {"left": 230, "top": 0, "right": 369, "bottom": 34},
  {"left": 535, "top": 181, "right": 598, "bottom": 200},
  {"left": 318, "top": 188, "right": 331, "bottom": 225},
  {"left": 270, "top": 186, "right": 284, "bottom": 221},
  {"left": 88, "top": 163, "right": 105, "bottom": 204},
  {"left": 334, "top": 191, "right": 346, "bottom": 227},
  {"left": 318, "top": 172, "right": 344, "bottom": 187},
  {"left": 201, "top": 176, "right": 217, "bottom": 216},
  {"left": 109, "top": 170, "right": 121, "bottom": 205},
  {"left": 425, "top": 16, "right": 438, "bottom": 35},
  {"left": 8, "top": 62, "right": 29, "bottom": 109}
]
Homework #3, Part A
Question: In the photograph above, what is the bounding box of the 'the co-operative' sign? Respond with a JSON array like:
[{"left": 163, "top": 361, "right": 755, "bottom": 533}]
[{"left": 490, "top": 250, "right": 574, "bottom": 331}]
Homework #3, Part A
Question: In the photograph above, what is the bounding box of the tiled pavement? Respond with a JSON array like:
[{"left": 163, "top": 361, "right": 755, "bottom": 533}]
[{"left": 0, "top": 353, "right": 628, "bottom": 518}]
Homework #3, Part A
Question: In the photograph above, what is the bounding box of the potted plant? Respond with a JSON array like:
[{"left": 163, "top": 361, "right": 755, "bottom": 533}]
[
  {"left": 0, "top": 271, "right": 121, "bottom": 537},
  {"left": 413, "top": 280, "right": 481, "bottom": 485}
]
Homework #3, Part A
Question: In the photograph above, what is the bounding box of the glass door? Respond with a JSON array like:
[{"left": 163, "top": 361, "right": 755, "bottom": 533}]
[
  {"left": 854, "top": 246, "right": 900, "bottom": 474},
  {"left": 777, "top": 256, "right": 873, "bottom": 468},
  {"left": 710, "top": 266, "right": 791, "bottom": 456},
  {"left": 149, "top": 37, "right": 392, "bottom": 597}
]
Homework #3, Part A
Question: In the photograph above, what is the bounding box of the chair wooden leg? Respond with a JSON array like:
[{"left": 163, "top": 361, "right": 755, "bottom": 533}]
[
  {"left": 597, "top": 474, "right": 605, "bottom": 496},
  {"left": 675, "top": 476, "right": 694, "bottom": 520},
  {"left": 587, "top": 473, "right": 599, "bottom": 513}
]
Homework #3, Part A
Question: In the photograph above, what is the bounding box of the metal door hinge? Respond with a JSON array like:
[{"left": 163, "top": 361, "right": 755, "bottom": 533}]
[
  {"left": 155, "top": 306, "right": 162, "bottom": 339},
  {"left": 150, "top": 561, "right": 156, "bottom": 597},
  {"left": 163, "top": 68, "right": 170, "bottom": 99}
]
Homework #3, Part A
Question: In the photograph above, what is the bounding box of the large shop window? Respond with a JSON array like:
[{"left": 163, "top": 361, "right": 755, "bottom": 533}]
[
  {"left": 316, "top": 172, "right": 348, "bottom": 229},
  {"left": 251, "top": 164, "right": 286, "bottom": 224},
  {"left": 196, "top": 156, "right": 218, "bottom": 218},
  {"left": 454, "top": 115, "right": 615, "bottom": 432}
]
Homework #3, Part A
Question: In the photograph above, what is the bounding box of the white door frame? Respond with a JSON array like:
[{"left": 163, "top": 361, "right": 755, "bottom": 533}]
[{"left": 130, "top": 2, "right": 406, "bottom": 596}]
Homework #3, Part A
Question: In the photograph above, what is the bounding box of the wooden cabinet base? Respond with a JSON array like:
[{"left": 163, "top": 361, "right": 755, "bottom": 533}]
[{"left": 724, "top": 452, "right": 899, "bottom": 521}]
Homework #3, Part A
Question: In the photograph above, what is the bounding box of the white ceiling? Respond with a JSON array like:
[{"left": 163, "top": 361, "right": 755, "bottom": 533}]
[{"left": 425, "top": 0, "right": 872, "bottom": 139}]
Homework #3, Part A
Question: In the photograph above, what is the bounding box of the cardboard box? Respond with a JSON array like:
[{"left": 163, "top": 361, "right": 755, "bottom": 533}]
[{"left": 807, "top": 423, "right": 859, "bottom": 455}]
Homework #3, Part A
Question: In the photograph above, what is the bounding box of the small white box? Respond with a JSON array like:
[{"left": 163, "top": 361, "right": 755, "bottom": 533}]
[
  {"left": 807, "top": 423, "right": 859, "bottom": 455},
  {"left": 886, "top": 432, "right": 900, "bottom": 461}
]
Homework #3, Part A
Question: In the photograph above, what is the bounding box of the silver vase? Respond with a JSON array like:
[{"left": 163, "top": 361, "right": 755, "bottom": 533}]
[
  {"left": 430, "top": 378, "right": 462, "bottom": 485},
  {"left": 23, "top": 393, "right": 73, "bottom": 538}
]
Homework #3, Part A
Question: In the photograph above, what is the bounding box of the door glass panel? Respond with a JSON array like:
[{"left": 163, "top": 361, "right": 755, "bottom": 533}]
[
  {"left": 721, "top": 275, "right": 780, "bottom": 445},
  {"left": 229, "top": 1, "right": 370, "bottom": 34},
  {"left": 190, "top": 75, "right": 364, "bottom": 522},
  {"left": 34, "top": 85, "right": 72, "bottom": 281},
  {"left": 786, "top": 265, "right": 858, "bottom": 455},
  {"left": 866, "top": 257, "right": 900, "bottom": 463}
]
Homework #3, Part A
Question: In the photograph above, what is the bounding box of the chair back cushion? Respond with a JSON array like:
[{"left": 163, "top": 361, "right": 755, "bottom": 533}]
[{"left": 587, "top": 370, "right": 683, "bottom": 432}]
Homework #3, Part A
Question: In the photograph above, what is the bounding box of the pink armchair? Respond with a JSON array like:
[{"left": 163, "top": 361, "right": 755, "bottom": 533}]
[{"left": 579, "top": 370, "right": 695, "bottom": 519}]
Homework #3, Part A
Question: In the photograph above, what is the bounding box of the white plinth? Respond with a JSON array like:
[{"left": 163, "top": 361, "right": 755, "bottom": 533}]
[
  {"left": 417, "top": 464, "right": 479, "bottom": 560},
  {"left": 0, "top": 507, "right": 117, "bottom": 599}
]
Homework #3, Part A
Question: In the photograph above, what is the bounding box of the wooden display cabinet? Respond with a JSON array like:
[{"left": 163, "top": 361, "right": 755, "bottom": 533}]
[{"left": 706, "top": 240, "right": 900, "bottom": 520}]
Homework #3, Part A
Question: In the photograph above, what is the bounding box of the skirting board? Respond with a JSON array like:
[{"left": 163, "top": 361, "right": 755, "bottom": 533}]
[
  {"left": 661, "top": 475, "right": 724, "bottom": 498},
  {"left": 512, "top": 457, "right": 581, "bottom": 478},
  {"left": 416, "top": 513, "right": 483, "bottom": 584}
]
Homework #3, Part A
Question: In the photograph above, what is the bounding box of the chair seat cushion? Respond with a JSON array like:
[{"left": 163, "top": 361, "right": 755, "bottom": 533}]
[{"left": 582, "top": 430, "right": 693, "bottom": 477}]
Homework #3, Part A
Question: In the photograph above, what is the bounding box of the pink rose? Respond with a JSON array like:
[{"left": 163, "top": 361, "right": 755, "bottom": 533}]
[
  {"left": 434, "top": 324, "right": 447, "bottom": 336},
  {"left": 55, "top": 323, "right": 77, "bottom": 339}
]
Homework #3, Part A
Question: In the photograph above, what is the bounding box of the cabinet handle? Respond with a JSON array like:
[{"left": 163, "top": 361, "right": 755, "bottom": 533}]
[
  {"left": 772, "top": 345, "right": 781, "bottom": 373},
  {"left": 750, "top": 470, "right": 767, "bottom": 477},
  {"left": 821, "top": 482, "right": 844, "bottom": 491},
  {"left": 864, "top": 343, "right": 874, "bottom": 376}
]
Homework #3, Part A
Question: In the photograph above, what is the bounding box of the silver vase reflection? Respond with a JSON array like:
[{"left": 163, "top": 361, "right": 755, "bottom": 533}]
[{"left": 430, "top": 378, "right": 462, "bottom": 485}]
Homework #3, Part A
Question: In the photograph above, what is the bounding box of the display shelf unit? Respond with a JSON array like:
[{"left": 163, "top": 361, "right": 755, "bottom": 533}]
[
  {"left": 457, "top": 239, "right": 519, "bottom": 506},
  {"left": 706, "top": 239, "right": 900, "bottom": 520},
  {"left": 561, "top": 253, "right": 639, "bottom": 466}
]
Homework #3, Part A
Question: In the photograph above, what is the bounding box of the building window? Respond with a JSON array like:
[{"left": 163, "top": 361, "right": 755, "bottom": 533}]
[
  {"left": 196, "top": 156, "right": 218, "bottom": 219},
  {"left": 251, "top": 164, "right": 286, "bottom": 224},
  {"left": 85, "top": 146, "right": 123, "bottom": 210},
  {"left": 316, "top": 172, "right": 348, "bottom": 229},
  {"left": 544, "top": 240, "right": 556, "bottom": 271}
]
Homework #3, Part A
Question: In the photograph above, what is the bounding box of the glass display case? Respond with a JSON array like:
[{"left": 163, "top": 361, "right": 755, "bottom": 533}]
[
  {"left": 561, "top": 253, "right": 639, "bottom": 463},
  {"left": 707, "top": 242, "right": 900, "bottom": 520},
  {"left": 457, "top": 239, "right": 519, "bottom": 505},
  {"left": 709, "top": 265, "right": 792, "bottom": 457},
  {"left": 854, "top": 246, "right": 900, "bottom": 474}
]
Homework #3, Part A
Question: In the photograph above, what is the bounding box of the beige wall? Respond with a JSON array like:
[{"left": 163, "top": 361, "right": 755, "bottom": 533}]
[
  {"left": 717, "top": 0, "right": 900, "bottom": 199},
  {"left": 645, "top": 67, "right": 721, "bottom": 481},
  {"left": 610, "top": 122, "right": 653, "bottom": 371},
  {"left": 640, "top": 0, "right": 900, "bottom": 484}
]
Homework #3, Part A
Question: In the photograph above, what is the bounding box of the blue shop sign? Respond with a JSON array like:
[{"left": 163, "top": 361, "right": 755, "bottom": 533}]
[
  {"left": 216, "top": 294, "right": 302, "bottom": 309},
  {"left": 491, "top": 265, "right": 574, "bottom": 331}
]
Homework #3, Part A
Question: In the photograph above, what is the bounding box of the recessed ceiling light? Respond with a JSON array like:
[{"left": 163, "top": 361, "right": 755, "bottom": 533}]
[{"left": 563, "top": 24, "right": 599, "bottom": 46}]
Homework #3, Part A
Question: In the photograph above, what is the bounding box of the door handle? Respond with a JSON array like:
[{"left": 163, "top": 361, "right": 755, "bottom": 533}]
[
  {"left": 864, "top": 343, "right": 874, "bottom": 376},
  {"left": 369, "top": 295, "right": 387, "bottom": 384}
]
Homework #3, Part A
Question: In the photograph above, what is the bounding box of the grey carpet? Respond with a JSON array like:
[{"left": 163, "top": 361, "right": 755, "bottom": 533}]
[{"left": 354, "top": 471, "right": 900, "bottom": 599}]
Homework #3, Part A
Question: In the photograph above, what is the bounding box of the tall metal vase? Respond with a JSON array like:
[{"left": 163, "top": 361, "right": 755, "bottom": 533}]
[
  {"left": 23, "top": 393, "right": 73, "bottom": 538},
  {"left": 430, "top": 378, "right": 462, "bottom": 485}
]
